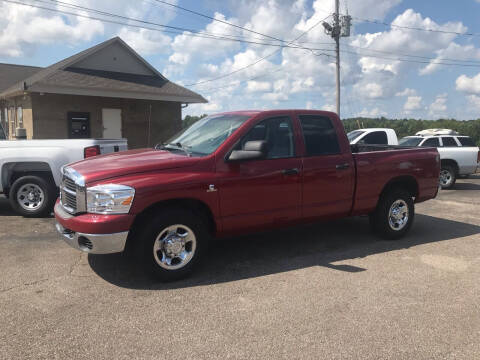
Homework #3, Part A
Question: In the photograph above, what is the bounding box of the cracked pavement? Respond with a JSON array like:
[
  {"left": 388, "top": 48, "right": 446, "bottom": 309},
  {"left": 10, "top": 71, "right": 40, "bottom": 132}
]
[{"left": 1, "top": 174, "right": 480, "bottom": 359}]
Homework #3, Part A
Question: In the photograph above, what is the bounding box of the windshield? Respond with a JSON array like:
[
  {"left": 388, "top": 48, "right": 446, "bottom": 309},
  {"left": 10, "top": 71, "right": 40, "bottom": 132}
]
[
  {"left": 399, "top": 137, "right": 422, "bottom": 146},
  {"left": 162, "top": 114, "right": 250, "bottom": 156},
  {"left": 347, "top": 130, "right": 365, "bottom": 142}
]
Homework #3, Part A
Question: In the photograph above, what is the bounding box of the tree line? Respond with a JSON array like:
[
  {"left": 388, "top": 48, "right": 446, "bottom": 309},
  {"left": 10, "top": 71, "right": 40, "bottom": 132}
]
[
  {"left": 342, "top": 118, "right": 480, "bottom": 146},
  {"left": 183, "top": 115, "right": 480, "bottom": 146}
]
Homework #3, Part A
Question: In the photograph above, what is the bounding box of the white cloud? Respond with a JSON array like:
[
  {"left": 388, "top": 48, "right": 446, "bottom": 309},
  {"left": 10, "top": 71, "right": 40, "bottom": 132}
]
[
  {"left": 306, "top": 101, "right": 313, "bottom": 109},
  {"left": 246, "top": 81, "right": 271, "bottom": 92},
  {"left": 428, "top": 93, "right": 448, "bottom": 117},
  {"left": 117, "top": 28, "right": 171, "bottom": 56},
  {"left": 404, "top": 96, "right": 422, "bottom": 111},
  {"left": 467, "top": 95, "right": 480, "bottom": 110},
  {"left": 396, "top": 88, "right": 417, "bottom": 96},
  {"left": 323, "top": 104, "right": 336, "bottom": 112},
  {"left": 0, "top": 2, "right": 104, "bottom": 57},
  {"left": 169, "top": 12, "right": 241, "bottom": 65},
  {"left": 420, "top": 43, "right": 480, "bottom": 75},
  {"left": 456, "top": 73, "right": 480, "bottom": 94}
]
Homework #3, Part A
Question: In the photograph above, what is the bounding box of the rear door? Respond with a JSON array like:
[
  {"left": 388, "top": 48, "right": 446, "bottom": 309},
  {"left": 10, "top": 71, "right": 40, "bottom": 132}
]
[
  {"left": 218, "top": 115, "right": 302, "bottom": 233},
  {"left": 298, "top": 114, "right": 355, "bottom": 220}
]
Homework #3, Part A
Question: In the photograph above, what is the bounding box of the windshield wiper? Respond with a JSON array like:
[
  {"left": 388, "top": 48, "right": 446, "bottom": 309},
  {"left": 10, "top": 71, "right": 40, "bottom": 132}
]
[{"left": 156, "top": 142, "right": 192, "bottom": 156}]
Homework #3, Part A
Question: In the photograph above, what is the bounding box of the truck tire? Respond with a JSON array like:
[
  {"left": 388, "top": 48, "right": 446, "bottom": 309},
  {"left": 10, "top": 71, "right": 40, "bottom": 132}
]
[
  {"left": 8, "top": 175, "right": 56, "bottom": 217},
  {"left": 439, "top": 165, "right": 456, "bottom": 189},
  {"left": 138, "top": 209, "right": 208, "bottom": 281},
  {"left": 369, "top": 189, "right": 414, "bottom": 240}
]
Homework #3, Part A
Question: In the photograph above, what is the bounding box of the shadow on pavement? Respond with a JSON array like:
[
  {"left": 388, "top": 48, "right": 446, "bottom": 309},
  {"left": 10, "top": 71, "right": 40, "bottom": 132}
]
[
  {"left": 88, "top": 214, "right": 480, "bottom": 290},
  {"left": 0, "top": 197, "right": 16, "bottom": 216},
  {"left": 449, "top": 182, "right": 480, "bottom": 191}
]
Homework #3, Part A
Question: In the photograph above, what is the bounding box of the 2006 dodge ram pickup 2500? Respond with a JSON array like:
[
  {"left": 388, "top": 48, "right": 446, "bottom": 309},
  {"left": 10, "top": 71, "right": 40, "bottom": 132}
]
[{"left": 55, "top": 110, "right": 440, "bottom": 281}]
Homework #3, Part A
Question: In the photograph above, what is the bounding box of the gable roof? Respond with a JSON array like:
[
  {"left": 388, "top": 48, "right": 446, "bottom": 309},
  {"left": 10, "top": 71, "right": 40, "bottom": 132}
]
[
  {"left": 0, "top": 37, "right": 207, "bottom": 104},
  {"left": 0, "top": 63, "right": 42, "bottom": 92}
]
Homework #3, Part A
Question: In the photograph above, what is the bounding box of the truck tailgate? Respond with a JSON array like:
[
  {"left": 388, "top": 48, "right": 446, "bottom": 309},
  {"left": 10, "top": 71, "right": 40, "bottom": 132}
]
[{"left": 96, "top": 139, "right": 128, "bottom": 154}]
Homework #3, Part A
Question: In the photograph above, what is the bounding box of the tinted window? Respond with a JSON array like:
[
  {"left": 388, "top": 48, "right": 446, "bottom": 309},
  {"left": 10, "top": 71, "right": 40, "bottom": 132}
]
[
  {"left": 458, "top": 137, "right": 476, "bottom": 147},
  {"left": 399, "top": 137, "right": 422, "bottom": 146},
  {"left": 441, "top": 137, "right": 458, "bottom": 147},
  {"left": 360, "top": 131, "right": 388, "bottom": 145},
  {"left": 421, "top": 138, "right": 440, "bottom": 147},
  {"left": 299, "top": 115, "right": 340, "bottom": 155},
  {"left": 238, "top": 116, "right": 295, "bottom": 159}
]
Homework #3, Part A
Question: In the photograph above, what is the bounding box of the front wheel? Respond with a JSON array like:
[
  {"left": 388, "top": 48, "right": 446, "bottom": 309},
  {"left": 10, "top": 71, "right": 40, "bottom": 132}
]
[
  {"left": 369, "top": 189, "right": 414, "bottom": 240},
  {"left": 439, "top": 165, "right": 456, "bottom": 189},
  {"left": 139, "top": 209, "right": 208, "bottom": 281},
  {"left": 8, "top": 175, "right": 56, "bottom": 217}
]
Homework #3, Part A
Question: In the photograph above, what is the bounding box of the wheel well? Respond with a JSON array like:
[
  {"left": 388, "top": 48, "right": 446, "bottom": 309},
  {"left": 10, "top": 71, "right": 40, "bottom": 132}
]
[
  {"left": 1, "top": 162, "right": 56, "bottom": 195},
  {"left": 380, "top": 176, "right": 419, "bottom": 199},
  {"left": 129, "top": 198, "right": 217, "bottom": 240},
  {"left": 440, "top": 159, "right": 459, "bottom": 174}
]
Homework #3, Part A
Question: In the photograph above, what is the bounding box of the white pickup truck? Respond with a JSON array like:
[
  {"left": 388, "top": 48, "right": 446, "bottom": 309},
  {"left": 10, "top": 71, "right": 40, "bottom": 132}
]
[
  {"left": 0, "top": 139, "right": 127, "bottom": 216},
  {"left": 399, "top": 134, "right": 479, "bottom": 189},
  {"left": 347, "top": 128, "right": 399, "bottom": 145}
]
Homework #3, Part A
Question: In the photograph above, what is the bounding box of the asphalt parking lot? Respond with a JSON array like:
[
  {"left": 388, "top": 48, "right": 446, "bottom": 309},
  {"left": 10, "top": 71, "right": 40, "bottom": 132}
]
[{"left": 1, "top": 175, "right": 480, "bottom": 360}]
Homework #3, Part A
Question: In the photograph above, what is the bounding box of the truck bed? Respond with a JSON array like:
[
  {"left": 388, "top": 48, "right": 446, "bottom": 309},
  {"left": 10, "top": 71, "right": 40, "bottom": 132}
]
[{"left": 350, "top": 144, "right": 440, "bottom": 216}]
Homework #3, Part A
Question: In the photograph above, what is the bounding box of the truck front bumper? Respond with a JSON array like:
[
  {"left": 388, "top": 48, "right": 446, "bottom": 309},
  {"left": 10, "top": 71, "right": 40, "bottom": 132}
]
[
  {"left": 54, "top": 201, "right": 132, "bottom": 254},
  {"left": 55, "top": 222, "right": 128, "bottom": 254}
]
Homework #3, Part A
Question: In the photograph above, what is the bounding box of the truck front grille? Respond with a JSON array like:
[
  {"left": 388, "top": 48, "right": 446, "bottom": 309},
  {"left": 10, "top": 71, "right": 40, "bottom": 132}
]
[{"left": 60, "top": 167, "right": 86, "bottom": 214}]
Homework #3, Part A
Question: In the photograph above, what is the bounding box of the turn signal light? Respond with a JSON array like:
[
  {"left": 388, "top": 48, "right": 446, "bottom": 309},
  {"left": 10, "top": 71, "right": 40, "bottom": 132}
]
[{"left": 84, "top": 145, "right": 100, "bottom": 158}]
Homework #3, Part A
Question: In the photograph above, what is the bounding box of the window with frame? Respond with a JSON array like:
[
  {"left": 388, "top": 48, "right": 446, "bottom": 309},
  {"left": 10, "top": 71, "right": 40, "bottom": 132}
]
[
  {"left": 299, "top": 115, "right": 340, "bottom": 156},
  {"left": 441, "top": 137, "right": 458, "bottom": 147},
  {"left": 236, "top": 116, "right": 295, "bottom": 159},
  {"left": 421, "top": 138, "right": 440, "bottom": 147},
  {"left": 458, "top": 137, "right": 476, "bottom": 147},
  {"left": 359, "top": 131, "right": 388, "bottom": 145}
]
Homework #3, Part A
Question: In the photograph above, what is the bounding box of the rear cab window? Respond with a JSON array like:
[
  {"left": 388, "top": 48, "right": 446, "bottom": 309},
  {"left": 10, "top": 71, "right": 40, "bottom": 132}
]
[
  {"left": 457, "top": 137, "right": 476, "bottom": 147},
  {"left": 441, "top": 137, "right": 459, "bottom": 147},
  {"left": 421, "top": 138, "right": 440, "bottom": 147},
  {"left": 298, "top": 115, "right": 340, "bottom": 156},
  {"left": 360, "top": 131, "right": 388, "bottom": 145}
]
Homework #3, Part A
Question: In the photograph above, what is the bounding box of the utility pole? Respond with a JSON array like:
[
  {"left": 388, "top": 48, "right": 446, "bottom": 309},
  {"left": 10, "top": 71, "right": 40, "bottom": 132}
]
[{"left": 322, "top": 1, "right": 351, "bottom": 118}]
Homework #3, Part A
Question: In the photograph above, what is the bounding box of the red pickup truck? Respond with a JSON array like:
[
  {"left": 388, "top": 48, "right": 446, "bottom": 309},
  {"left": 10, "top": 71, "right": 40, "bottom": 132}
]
[{"left": 55, "top": 110, "right": 440, "bottom": 280}]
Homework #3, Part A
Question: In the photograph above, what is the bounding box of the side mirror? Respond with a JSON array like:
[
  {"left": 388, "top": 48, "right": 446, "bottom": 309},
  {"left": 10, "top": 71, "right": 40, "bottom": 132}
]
[{"left": 227, "top": 140, "right": 267, "bottom": 162}]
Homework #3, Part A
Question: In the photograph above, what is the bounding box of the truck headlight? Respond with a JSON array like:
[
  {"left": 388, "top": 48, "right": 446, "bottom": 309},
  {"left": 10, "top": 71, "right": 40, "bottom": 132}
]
[{"left": 86, "top": 184, "right": 135, "bottom": 214}]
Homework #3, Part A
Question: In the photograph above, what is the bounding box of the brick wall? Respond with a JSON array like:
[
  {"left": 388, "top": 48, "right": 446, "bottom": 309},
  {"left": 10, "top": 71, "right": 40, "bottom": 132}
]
[{"left": 30, "top": 93, "right": 182, "bottom": 148}]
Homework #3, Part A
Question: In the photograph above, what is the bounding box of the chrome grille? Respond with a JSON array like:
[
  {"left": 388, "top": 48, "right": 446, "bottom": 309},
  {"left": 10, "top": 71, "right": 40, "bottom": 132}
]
[{"left": 60, "top": 167, "right": 86, "bottom": 214}]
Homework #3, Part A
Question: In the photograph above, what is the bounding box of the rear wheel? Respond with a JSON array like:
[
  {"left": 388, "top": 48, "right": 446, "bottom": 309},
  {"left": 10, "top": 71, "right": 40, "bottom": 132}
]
[
  {"left": 138, "top": 209, "right": 208, "bottom": 281},
  {"left": 370, "top": 189, "right": 414, "bottom": 240},
  {"left": 8, "top": 175, "right": 56, "bottom": 217},
  {"left": 439, "top": 165, "right": 456, "bottom": 189}
]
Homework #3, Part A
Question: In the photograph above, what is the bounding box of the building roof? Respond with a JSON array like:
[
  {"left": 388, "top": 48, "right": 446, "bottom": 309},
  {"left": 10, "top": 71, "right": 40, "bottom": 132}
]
[
  {"left": 0, "top": 63, "right": 42, "bottom": 92},
  {"left": 0, "top": 37, "right": 207, "bottom": 104}
]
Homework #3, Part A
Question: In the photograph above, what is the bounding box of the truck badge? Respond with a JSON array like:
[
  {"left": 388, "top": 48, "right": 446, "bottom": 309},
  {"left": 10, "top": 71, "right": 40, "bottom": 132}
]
[{"left": 207, "top": 184, "right": 217, "bottom": 192}]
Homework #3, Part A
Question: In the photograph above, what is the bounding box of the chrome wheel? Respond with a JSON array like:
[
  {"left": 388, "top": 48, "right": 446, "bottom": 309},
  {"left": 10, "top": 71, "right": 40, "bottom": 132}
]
[
  {"left": 153, "top": 224, "right": 197, "bottom": 270},
  {"left": 439, "top": 169, "right": 453, "bottom": 187},
  {"left": 388, "top": 199, "right": 409, "bottom": 231},
  {"left": 16, "top": 183, "right": 44, "bottom": 211}
]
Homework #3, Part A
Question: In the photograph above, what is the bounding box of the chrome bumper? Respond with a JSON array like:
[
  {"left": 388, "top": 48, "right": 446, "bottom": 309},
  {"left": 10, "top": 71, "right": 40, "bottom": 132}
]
[{"left": 55, "top": 222, "right": 128, "bottom": 254}]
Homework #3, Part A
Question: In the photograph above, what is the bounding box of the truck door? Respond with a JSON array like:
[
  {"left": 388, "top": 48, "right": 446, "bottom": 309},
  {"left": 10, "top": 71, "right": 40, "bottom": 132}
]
[
  {"left": 298, "top": 114, "right": 355, "bottom": 220},
  {"left": 218, "top": 115, "right": 302, "bottom": 234}
]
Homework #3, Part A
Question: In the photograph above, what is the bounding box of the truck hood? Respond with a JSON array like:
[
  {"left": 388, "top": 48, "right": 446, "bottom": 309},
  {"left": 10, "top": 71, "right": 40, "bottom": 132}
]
[{"left": 69, "top": 148, "right": 201, "bottom": 184}]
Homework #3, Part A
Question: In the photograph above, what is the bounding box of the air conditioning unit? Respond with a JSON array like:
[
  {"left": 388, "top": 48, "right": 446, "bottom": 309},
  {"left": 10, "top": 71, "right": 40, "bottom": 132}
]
[{"left": 415, "top": 128, "right": 459, "bottom": 136}]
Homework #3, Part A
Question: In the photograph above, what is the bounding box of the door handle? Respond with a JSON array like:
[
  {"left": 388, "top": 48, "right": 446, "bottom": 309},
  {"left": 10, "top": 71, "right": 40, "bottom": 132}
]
[
  {"left": 336, "top": 163, "right": 350, "bottom": 170},
  {"left": 283, "top": 168, "right": 299, "bottom": 176}
]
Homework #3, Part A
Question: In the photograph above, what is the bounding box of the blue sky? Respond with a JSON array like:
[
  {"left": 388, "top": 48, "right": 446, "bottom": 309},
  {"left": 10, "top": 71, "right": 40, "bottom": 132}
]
[{"left": 1, "top": 0, "right": 480, "bottom": 120}]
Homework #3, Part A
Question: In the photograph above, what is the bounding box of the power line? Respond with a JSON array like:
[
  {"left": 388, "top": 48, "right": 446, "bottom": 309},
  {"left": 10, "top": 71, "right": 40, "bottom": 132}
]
[
  {"left": 350, "top": 15, "right": 480, "bottom": 37},
  {"left": 150, "top": 0, "right": 289, "bottom": 44},
  {"left": 342, "top": 44, "right": 480, "bottom": 65},
  {"left": 185, "top": 14, "right": 332, "bottom": 87}
]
